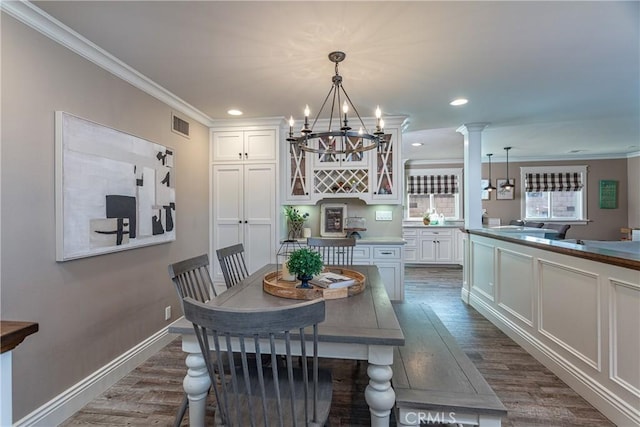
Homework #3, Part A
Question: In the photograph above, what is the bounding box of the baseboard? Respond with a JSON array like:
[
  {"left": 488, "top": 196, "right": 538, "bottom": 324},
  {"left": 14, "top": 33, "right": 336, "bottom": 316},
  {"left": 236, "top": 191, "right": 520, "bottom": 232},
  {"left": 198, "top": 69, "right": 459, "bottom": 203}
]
[
  {"left": 468, "top": 291, "right": 639, "bottom": 427},
  {"left": 14, "top": 327, "right": 177, "bottom": 427}
]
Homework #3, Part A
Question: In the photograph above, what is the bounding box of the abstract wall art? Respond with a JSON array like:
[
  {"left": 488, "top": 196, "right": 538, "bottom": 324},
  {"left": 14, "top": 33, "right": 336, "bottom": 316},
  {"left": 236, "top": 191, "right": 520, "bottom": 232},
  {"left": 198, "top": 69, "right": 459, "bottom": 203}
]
[{"left": 56, "top": 111, "right": 176, "bottom": 261}]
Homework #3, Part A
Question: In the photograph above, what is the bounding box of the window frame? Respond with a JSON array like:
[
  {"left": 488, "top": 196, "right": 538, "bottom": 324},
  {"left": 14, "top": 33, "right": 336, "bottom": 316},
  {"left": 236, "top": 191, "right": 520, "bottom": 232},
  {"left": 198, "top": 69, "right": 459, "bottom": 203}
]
[
  {"left": 406, "top": 168, "right": 463, "bottom": 221},
  {"left": 520, "top": 165, "right": 588, "bottom": 224}
]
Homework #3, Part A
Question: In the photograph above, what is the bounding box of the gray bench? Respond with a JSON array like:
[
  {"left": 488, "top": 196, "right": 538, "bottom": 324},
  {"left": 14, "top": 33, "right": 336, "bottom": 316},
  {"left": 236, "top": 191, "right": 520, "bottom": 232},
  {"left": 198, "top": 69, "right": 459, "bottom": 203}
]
[{"left": 392, "top": 304, "right": 507, "bottom": 426}]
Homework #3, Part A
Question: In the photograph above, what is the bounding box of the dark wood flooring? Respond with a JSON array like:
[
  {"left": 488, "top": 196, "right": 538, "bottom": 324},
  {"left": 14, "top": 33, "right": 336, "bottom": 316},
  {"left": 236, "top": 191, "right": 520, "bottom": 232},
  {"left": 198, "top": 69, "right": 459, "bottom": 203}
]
[{"left": 61, "top": 266, "right": 615, "bottom": 426}]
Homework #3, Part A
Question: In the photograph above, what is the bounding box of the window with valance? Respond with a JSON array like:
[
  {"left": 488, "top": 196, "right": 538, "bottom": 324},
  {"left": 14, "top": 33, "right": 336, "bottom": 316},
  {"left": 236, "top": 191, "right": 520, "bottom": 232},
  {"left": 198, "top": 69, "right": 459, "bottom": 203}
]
[
  {"left": 406, "top": 169, "right": 462, "bottom": 220},
  {"left": 521, "top": 166, "right": 587, "bottom": 222}
]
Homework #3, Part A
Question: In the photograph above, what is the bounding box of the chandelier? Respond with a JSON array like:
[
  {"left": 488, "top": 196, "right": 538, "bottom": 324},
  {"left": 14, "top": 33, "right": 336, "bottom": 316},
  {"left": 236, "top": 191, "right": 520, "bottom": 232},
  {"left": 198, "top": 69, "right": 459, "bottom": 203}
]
[{"left": 287, "top": 51, "right": 386, "bottom": 155}]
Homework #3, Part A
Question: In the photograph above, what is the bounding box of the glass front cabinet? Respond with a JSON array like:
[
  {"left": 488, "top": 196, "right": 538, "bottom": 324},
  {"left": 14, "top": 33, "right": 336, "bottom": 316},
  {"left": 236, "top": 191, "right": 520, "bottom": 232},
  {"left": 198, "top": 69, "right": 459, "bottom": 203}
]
[{"left": 283, "top": 116, "right": 405, "bottom": 205}]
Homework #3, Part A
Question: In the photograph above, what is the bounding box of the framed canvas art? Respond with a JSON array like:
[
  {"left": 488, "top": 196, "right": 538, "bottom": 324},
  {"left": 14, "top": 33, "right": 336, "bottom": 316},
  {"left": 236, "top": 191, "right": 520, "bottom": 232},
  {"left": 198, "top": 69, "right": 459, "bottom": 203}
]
[
  {"left": 496, "top": 179, "right": 515, "bottom": 200},
  {"left": 320, "top": 203, "right": 347, "bottom": 237},
  {"left": 55, "top": 111, "right": 176, "bottom": 261},
  {"left": 481, "top": 179, "right": 490, "bottom": 200}
]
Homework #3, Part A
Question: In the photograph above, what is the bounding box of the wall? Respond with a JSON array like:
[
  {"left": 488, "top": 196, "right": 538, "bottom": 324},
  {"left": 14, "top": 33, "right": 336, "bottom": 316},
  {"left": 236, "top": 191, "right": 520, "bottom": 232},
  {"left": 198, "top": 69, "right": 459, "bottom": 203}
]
[
  {"left": 628, "top": 155, "right": 640, "bottom": 229},
  {"left": 1, "top": 15, "right": 209, "bottom": 421},
  {"left": 406, "top": 158, "right": 629, "bottom": 240}
]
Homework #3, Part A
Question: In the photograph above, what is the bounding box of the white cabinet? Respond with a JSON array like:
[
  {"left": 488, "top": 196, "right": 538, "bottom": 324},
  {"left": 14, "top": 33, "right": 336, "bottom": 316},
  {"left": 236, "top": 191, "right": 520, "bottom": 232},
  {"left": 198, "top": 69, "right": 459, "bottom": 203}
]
[
  {"left": 211, "top": 119, "right": 283, "bottom": 287},
  {"left": 282, "top": 116, "right": 405, "bottom": 204},
  {"left": 211, "top": 164, "right": 276, "bottom": 283},
  {"left": 403, "top": 227, "right": 462, "bottom": 265},
  {"left": 212, "top": 129, "right": 276, "bottom": 162}
]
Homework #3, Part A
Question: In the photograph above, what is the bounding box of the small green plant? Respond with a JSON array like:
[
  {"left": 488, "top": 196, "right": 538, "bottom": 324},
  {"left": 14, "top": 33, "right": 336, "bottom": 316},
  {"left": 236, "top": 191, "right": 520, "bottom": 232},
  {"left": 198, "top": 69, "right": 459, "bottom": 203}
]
[
  {"left": 423, "top": 212, "right": 431, "bottom": 220},
  {"left": 284, "top": 206, "right": 309, "bottom": 223},
  {"left": 287, "top": 248, "right": 323, "bottom": 278}
]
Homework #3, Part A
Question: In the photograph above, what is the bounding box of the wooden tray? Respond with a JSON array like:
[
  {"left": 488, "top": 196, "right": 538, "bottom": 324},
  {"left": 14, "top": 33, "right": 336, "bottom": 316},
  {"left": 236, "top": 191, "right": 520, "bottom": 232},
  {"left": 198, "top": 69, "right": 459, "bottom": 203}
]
[{"left": 263, "top": 268, "right": 366, "bottom": 300}]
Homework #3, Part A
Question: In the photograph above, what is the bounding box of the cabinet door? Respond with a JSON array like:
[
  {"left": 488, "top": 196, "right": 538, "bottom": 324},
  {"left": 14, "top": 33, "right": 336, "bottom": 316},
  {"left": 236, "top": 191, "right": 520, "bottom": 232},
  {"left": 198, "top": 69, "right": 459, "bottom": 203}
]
[
  {"left": 371, "top": 130, "right": 400, "bottom": 203},
  {"left": 212, "top": 131, "right": 244, "bottom": 162},
  {"left": 312, "top": 135, "right": 369, "bottom": 168},
  {"left": 377, "top": 262, "right": 401, "bottom": 301},
  {"left": 436, "top": 237, "right": 453, "bottom": 262},
  {"left": 243, "top": 164, "right": 276, "bottom": 274},
  {"left": 212, "top": 164, "right": 244, "bottom": 282},
  {"left": 420, "top": 238, "right": 437, "bottom": 262},
  {"left": 285, "top": 143, "right": 312, "bottom": 203},
  {"left": 245, "top": 130, "right": 276, "bottom": 161}
]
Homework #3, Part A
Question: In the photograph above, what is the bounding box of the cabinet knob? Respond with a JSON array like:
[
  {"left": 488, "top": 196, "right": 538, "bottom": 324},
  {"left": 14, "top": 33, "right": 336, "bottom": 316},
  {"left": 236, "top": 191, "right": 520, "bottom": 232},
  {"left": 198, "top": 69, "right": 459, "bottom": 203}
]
[
  {"left": 238, "top": 153, "right": 242, "bottom": 159},
  {"left": 244, "top": 220, "right": 248, "bottom": 223},
  {"left": 238, "top": 220, "right": 242, "bottom": 224},
  {"left": 244, "top": 153, "right": 248, "bottom": 158}
]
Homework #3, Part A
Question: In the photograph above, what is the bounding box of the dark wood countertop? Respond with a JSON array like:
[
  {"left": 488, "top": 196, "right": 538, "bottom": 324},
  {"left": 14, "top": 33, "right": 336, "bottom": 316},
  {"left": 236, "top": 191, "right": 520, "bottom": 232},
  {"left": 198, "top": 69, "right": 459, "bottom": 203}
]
[
  {"left": 1, "top": 321, "right": 39, "bottom": 353},
  {"left": 467, "top": 229, "right": 640, "bottom": 271}
]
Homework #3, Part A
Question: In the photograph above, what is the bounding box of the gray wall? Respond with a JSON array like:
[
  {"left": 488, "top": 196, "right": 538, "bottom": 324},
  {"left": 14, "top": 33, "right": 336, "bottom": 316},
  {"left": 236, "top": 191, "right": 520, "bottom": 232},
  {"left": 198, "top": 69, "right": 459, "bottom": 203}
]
[{"left": 1, "top": 15, "right": 209, "bottom": 420}]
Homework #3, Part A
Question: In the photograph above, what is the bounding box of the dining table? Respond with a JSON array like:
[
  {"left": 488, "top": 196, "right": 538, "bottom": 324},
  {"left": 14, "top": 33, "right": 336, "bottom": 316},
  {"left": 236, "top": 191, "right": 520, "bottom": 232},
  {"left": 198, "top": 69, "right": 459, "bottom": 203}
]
[{"left": 168, "top": 263, "right": 405, "bottom": 427}]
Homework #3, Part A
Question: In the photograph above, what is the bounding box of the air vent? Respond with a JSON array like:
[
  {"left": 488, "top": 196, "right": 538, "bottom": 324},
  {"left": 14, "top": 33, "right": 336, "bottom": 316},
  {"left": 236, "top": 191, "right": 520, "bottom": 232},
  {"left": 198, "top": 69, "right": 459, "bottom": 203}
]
[{"left": 172, "top": 113, "right": 190, "bottom": 139}]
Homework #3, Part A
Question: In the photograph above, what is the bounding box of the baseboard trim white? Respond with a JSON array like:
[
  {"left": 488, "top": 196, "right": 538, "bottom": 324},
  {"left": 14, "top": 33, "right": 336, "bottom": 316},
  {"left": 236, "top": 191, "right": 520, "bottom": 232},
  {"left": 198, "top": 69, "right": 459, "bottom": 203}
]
[
  {"left": 14, "top": 328, "right": 177, "bottom": 427},
  {"left": 469, "top": 291, "right": 639, "bottom": 427}
]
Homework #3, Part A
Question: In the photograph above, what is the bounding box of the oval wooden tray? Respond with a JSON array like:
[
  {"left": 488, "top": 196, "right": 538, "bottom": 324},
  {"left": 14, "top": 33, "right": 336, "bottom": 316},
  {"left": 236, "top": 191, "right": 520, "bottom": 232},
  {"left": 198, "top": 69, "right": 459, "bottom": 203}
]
[{"left": 263, "top": 268, "right": 366, "bottom": 300}]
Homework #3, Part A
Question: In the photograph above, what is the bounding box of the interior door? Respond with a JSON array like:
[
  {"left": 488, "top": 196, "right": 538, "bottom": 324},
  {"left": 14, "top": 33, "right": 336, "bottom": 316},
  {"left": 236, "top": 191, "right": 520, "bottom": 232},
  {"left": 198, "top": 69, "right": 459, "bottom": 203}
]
[
  {"left": 243, "top": 164, "right": 276, "bottom": 274},
  {"left": 212, "top": 164, "right": 243, "bottom": 281}
]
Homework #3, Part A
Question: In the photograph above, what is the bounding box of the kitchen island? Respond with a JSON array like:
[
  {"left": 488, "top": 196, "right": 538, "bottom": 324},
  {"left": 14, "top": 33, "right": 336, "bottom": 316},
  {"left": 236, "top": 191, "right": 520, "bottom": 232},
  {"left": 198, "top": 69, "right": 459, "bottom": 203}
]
[{"left": 464, "top": 229, "right": 639, "bottom": 426}]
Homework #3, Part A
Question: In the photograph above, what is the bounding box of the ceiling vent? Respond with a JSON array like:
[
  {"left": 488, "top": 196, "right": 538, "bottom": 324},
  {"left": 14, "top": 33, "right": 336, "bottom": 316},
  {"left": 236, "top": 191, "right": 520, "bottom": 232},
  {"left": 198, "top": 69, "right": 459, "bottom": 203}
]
[{"left": 172, "top": 113, "right": 190, "bottom": 139}]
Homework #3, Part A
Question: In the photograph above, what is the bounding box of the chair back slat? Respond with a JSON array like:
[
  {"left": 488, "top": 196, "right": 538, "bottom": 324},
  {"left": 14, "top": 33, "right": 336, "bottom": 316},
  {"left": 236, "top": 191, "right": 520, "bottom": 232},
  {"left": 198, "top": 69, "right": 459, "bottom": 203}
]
[
  {"left": 216, "top": 243, "right": 250, "bottom": 289},
  {"left": 183, "top": 297, "right": 331, "bottom": 427},
  {"left": 306, "top": 237, "right": 356, "bottom": 266}
]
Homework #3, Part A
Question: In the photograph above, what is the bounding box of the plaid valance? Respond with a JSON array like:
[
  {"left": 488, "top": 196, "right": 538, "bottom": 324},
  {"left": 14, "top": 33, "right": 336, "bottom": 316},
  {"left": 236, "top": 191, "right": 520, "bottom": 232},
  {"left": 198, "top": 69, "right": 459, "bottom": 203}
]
[
  {"left": 408, "top": 175, "right": 459, "bottom": 195},
  {"left": 524, "top": 173, "right": 584, "bottom": 192}
]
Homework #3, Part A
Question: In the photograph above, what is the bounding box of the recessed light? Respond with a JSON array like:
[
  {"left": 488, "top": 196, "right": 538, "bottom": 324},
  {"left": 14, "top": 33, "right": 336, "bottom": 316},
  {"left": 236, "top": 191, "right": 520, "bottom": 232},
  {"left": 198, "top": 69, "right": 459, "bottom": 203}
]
[
  {"left": 449, "top": 98, "right": 468, "bottom": 106},
  {"left": 412, "top": 143, "right": 423, "bottom": 147},
  {"left": 227, "top": 109, "right": 243, "bottom": 116}
]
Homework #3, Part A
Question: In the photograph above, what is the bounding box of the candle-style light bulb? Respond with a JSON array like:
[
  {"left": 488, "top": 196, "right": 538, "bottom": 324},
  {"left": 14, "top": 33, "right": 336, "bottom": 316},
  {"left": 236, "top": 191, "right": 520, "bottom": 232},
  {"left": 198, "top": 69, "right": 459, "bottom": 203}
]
[
  {"left": 375, "top": 106, "right": 382, "bottom": 119},
  {"left": 379, "top": 119, "right": 385, "bottom": 130},
  {"left": 304, "top": 105, "right": 310, "bottom": 118},
  {"left": 358, "top": 127, "right": 364, "bottom": 135},
  {"left": 342, "top": 101, "right": 349, "bottom": 114},
  {"left": 289, "top": 116, "right": 294, "bottom": 127}
]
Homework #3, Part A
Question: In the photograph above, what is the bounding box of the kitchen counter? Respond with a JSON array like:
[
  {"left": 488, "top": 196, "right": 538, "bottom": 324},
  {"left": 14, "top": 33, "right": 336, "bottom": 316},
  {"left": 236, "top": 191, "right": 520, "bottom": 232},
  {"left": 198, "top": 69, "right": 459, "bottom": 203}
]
[{"left": 288, "top": 237, "right": 406, "bottom": 245}]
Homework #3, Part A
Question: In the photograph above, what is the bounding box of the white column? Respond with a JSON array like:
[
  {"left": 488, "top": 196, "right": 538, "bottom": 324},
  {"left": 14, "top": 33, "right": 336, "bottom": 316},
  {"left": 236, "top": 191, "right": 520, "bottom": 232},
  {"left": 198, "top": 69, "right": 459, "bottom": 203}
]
[{"left": 456, "top": 123, "right": 489, "bottom": 230}]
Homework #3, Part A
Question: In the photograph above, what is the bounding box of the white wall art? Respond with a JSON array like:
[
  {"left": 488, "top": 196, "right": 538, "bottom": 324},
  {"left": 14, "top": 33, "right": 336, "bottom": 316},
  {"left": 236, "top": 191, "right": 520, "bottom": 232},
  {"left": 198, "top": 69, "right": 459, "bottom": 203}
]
[{"left": 56, "top": 111, "right": 175, "bottom": 261}]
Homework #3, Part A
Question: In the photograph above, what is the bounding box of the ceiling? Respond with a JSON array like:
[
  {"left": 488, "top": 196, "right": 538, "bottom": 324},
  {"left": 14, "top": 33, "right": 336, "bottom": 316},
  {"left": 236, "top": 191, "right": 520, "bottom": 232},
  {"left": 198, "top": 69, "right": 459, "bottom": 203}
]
[{"left": 25, "top": 1, "right": 640, "bottom": 161}]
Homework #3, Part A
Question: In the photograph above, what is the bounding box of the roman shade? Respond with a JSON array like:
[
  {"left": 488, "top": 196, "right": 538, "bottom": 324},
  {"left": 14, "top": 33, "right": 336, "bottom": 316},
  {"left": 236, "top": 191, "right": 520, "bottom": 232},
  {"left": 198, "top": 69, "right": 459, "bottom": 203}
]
[
  {"left": 408, "top": 175, "right": 459, "bottom": 195},
  {"left": 524, "top": 173, "right": 584, "bottom": 192}
]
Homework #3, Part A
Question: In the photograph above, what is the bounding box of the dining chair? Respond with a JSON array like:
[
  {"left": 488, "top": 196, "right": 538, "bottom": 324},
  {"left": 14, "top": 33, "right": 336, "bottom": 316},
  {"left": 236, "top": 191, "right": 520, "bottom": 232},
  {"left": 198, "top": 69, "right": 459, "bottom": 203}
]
[
  {"left": 509, "top": 219, "right": 525, "bottom": 226},
  {"left": 216, "top": 243, "right": 250, "bottom": 289},
  {"left": 544, "top": 223, "right": 571, "bottom": 239},
  {"left": 307, "top": 237, "right": 356, "bottom": 266},
  {"left": 182, "top": 296, "right": 333, "bottom": 426},
  {"left": 524, "top": 221, "right": 545, "bottom": 228},
  {"left": 167, "top": 253, "right": 217, "bottom": 427}
]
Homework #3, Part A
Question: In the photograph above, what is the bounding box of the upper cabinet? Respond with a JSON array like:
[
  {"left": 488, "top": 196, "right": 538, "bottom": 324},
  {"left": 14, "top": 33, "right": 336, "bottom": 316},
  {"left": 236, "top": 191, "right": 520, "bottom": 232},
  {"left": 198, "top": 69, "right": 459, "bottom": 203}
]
[
  {"left": 212, "top": 129, "right": 277, "bottom": 163},
  {"left": 283, "top": 116, "right": 406, "bottom": 205}
]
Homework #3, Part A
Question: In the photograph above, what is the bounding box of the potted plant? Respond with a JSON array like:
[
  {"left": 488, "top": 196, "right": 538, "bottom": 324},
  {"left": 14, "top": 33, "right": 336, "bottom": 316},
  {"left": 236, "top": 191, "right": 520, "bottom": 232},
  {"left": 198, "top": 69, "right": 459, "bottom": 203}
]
[
  {"left": 284, "top": 206, "right": 309, "bottom": 239},
  {"left": 422, "top": 212, "right": 431, "bottom": 225},
  {"left": 286, "top": 248, "right": 323, "bottom": 288}
]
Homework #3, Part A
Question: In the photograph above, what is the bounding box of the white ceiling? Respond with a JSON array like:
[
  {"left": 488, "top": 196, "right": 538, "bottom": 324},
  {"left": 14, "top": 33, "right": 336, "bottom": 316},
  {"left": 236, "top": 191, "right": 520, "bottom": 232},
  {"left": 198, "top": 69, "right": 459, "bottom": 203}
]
[{"left": 25, "top": 1, "right": 640, "bottom": 161}]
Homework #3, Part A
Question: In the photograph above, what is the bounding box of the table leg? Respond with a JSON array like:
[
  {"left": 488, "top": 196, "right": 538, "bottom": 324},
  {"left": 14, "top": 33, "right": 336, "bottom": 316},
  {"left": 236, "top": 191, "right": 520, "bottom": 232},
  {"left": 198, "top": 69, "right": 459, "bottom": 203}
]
[
  {"left": 182, "top": 339, "right": 211, "bottom": 427},
  {"left": 365, "top": 345, "right": 396, "bottom": 427}
]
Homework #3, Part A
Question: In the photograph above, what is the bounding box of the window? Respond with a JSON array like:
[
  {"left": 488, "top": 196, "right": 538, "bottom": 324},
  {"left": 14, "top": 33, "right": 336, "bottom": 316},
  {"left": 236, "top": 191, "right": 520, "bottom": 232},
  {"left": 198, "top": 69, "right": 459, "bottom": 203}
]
[
  {"left": 406, "top": 168, "right": 462, "bottom": 220},
  {"left": 520, "top": 166, "right": 587, "bottom": 222}
]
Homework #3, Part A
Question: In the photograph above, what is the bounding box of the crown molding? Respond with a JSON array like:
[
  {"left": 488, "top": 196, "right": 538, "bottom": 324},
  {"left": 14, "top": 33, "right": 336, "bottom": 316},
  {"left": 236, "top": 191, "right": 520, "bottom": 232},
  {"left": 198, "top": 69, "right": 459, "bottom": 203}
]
[{"left": 1, "top": 1, "right": 214, "bottom": 126}]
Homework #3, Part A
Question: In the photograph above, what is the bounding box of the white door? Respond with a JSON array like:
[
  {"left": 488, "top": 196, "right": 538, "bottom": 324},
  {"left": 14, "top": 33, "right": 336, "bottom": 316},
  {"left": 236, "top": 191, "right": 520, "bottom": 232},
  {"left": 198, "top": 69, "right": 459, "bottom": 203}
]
[
  {"left": 420, "top": 238, "right": 437, "bottom": 262},
  {"left": 436, "top": 237, "right": 453, "bottom": 262},
  {"left": 245, "top": 130, "right": 276, "bottom": 162},
  {"left": 212, "top": 131, "right": 244, "bottom": 162},
  {"left": 212, "top": 164, "right": 244, "bottom": 282},
  {"left": 377, "top": 262, "right": 400, "bottom": 301},
  {"left": 243, "top": 164, "right": 276, "bottom": 274}
]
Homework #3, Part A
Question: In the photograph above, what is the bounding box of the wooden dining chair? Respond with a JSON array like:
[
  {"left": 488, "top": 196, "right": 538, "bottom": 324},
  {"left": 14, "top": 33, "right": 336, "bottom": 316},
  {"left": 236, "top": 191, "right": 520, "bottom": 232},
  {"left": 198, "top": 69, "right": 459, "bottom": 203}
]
[
  {"left": 307, "top": 237, "right": 356, "bottom": 266},
  {"left": 167, "top": 253, "right": 217, "bottom": 427},
  {"left": 524, "top": 221, "right": 545, "bottom": 228},
  {"left": 544, "top": 223, "right": 571, "bottom": 239},
  {"left": 182, "top": 297, "right": 333, "bottom": 427},
  {"left": 216, "top": 243, "right": 250, "bottom": 289},
  {"left": 509, "top": 219, "right": 525, "bottom": 226}
]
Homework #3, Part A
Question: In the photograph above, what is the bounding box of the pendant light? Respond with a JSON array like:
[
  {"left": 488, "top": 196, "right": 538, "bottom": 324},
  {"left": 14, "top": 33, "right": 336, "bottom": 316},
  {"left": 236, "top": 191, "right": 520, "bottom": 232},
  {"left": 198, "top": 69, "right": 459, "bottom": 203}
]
[
  {"left": 484, "top": 153, "right": 497, "bottom": 192},
  {"left": 501, "top": 147, "right": 513, "bottom": 190}
]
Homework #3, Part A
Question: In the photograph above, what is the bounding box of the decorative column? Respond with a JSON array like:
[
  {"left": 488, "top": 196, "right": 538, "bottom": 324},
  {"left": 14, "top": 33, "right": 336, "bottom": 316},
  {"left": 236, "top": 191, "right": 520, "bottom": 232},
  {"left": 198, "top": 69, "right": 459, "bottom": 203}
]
[
  {"left": 456, "top": 123, "right": 488, "bottom": 304},
  {"left": 456, "top": 123, "right": 489, "bottom": 230}
]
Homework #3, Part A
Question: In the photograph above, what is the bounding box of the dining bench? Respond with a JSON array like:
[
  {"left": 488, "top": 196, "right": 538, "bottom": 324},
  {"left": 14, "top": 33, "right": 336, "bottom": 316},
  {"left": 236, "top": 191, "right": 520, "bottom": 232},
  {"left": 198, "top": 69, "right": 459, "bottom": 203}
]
[{"left": 391, "top": 303, "right": 507, "bottom": 426}]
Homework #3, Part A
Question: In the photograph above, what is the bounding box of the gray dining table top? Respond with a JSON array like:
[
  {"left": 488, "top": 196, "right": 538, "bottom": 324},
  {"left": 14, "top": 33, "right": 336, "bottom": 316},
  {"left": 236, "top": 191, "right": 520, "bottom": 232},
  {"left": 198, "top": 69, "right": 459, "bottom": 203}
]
[{"left": 169, "top": 264, "right": 405, "bottom": 347}]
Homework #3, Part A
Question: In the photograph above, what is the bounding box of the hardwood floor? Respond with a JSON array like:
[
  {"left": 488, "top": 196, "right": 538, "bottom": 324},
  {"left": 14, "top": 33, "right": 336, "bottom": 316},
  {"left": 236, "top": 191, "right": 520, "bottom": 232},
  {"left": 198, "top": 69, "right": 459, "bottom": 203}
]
[{"left": 62, "top": 266, "right": 615, "bottom": 426}]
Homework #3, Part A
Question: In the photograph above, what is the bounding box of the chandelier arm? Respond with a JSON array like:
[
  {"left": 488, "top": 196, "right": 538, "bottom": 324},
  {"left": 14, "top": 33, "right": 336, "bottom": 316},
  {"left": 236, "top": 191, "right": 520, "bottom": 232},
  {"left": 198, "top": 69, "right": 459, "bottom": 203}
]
[
  {"left": 340, "top": 87, "right": 370, "bottom": 135},
  {"left": 310, "top": 86, "right": 337, "bottom": 131}
]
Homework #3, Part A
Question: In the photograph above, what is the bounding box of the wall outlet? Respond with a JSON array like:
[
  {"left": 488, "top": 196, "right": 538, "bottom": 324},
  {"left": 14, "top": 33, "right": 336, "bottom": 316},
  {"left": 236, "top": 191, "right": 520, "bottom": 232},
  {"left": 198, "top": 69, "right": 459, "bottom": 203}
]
[
  {"left": 164, "top": 306, "right": 171, "bottom": 321},
  {"left": 375, "top": 210, "right": 393, "bottom": 221}
]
